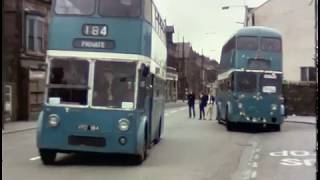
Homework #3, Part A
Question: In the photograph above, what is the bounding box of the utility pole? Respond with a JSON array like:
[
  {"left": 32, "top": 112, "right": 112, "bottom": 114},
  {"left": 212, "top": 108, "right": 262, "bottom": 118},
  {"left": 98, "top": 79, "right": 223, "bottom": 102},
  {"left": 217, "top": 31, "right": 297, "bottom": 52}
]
[
  {"left": 182, "top": 37, "right": 185, "bottom": 100},
  {"left": 201, "top": 49, "right": 204, "bottom": 92},
  {"left": 2, "top": 0, "right": 4, "bottom": 129}
]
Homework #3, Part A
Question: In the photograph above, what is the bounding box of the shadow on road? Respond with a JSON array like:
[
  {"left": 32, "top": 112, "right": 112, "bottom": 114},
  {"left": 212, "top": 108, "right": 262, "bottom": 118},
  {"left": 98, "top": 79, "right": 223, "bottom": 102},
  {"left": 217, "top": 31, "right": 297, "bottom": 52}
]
[
  {"left": 226, "top": 123, "right": 281, "bottom": 133},
  {"left": 52, "top": 153, "right": 141, "bottom": 166}
]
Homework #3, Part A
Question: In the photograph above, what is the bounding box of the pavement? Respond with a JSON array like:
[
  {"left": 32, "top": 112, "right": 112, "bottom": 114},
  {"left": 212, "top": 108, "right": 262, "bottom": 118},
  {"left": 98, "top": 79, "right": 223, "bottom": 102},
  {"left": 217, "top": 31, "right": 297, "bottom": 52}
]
[{"left": 2, "top": 101, "right": 316, "bottom": 135}]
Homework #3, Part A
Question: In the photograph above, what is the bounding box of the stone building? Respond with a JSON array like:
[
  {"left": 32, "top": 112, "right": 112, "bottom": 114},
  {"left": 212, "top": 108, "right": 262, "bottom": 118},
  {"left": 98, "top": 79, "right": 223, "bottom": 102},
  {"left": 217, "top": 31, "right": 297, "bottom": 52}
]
[{"left": 3, "top": 0, "right": 51, "bottom": 123}]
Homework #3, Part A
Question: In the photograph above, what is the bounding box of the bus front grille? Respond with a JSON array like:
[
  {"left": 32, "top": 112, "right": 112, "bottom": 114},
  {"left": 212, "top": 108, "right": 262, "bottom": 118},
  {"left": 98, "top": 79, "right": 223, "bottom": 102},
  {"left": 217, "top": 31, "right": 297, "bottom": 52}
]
[{"left": 68, "top": 135, "right": 106, "bottom": 147}]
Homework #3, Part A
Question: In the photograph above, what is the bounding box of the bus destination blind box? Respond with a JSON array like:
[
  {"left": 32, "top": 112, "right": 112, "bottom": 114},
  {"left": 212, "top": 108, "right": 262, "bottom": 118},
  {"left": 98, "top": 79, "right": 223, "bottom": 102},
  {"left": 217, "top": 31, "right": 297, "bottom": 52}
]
[{"left": 73, "top": 39, "right": 115, "bottom": 49}]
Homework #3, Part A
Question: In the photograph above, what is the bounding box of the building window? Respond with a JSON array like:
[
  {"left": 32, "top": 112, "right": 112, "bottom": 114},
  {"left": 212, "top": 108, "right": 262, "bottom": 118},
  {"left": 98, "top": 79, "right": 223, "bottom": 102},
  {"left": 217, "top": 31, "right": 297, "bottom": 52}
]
[
  {"left": 26, "top": 14, "right": 45, "bottom": 55},
  {"left": 301, "top": 67, "right": 317, "bottom": 81}
]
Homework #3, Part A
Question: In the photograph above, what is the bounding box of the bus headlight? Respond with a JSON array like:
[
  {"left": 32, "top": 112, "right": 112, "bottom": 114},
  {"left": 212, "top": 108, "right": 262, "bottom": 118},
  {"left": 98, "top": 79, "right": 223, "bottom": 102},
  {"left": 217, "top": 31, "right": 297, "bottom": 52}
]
[
  {"left": 48, "top": 114, "right": 60, "bottom": 127},
  {"left": 271, "top": 104, "right": 277, "bottom": 111},
  {"left": 118, "top": 119, "right": 130, "bottom": 132}
]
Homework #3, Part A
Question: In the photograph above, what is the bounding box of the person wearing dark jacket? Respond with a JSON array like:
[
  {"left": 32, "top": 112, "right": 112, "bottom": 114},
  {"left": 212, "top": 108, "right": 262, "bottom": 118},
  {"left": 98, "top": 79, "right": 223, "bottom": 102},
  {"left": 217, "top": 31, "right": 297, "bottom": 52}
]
[
  {"left": 187, "top": 91, "right": 196, "bottom": 118},
  {"left": 199, "top": 92, "right": 207, "bottom": 120}
]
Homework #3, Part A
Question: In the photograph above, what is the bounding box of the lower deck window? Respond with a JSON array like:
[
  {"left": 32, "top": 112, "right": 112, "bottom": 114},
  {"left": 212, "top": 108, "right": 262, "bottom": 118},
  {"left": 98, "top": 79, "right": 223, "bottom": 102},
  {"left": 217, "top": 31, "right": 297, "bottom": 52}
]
[
  {"left": 92, "top": 61, "right": 136, "bottom": 109},
  {"left": 47, "top": 59, "right": 89, "bottom": 105}
]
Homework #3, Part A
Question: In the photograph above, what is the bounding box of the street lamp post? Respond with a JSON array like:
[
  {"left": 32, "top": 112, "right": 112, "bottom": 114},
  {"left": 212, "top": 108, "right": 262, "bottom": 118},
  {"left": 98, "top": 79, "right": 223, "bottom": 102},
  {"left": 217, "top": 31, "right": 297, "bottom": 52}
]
[{"left": 222, "top": 5, "right": 249, "bottom": 26}]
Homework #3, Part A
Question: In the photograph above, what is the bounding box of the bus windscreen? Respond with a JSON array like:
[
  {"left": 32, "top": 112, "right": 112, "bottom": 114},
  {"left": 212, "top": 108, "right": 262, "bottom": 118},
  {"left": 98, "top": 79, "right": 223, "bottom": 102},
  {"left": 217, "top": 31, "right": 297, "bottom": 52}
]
[
  {"left": 55, "top": 0, "right": 95, "bottom": 15},
  {"left": 236, "top": 72, "right": 257, "bottom": 92},
  {"left": 48, "top": 59, "right": 89, "bottom": 105},
  {"left": 92, "top": 61, "right": 136, "bottom": 109},
  {"left": 99, "top": 0, "right": 141, "bottom": 17}
]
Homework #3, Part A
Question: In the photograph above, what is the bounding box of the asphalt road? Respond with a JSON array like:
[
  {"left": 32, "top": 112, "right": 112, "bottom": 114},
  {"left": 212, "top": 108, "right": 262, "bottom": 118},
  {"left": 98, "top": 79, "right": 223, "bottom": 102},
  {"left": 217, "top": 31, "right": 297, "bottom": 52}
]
[{"left": 2, "top": 105, "right": 317, "bottom": 180}]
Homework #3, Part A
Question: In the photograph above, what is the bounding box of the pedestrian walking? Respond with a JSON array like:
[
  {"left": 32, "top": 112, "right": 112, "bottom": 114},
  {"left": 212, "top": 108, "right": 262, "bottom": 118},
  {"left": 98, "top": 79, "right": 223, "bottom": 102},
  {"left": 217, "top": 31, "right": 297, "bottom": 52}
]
[
  {"left": 187, "top": 91, "right": 196, "bottom": 118},
  {"left": 206, "top": 92, "right": 215, "bottom": 120},
  {"left": 199, "top": 92, "right": 207, "bottom": 120}
]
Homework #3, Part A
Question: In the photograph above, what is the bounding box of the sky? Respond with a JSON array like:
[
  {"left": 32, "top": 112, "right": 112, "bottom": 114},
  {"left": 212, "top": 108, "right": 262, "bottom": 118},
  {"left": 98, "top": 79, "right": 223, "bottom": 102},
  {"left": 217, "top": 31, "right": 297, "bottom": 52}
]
[{"left": 153, "top": 0, "right": 269, "bottom": 62}]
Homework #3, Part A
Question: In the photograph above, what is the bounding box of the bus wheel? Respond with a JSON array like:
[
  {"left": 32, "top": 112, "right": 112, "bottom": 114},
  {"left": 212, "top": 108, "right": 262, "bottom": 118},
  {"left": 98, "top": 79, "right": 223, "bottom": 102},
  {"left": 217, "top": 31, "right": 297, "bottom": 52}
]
[
  {"left": 272, "top": 124, "right": 281, "bottom": 132},
  {"left": 225, "top": 107, "right": 234, "bottom": 131},
  {"left": 134, "top": 136, "right": 146, "bottom": 165},
  {"left": 217, "top": 108, "right": 223, "bottom": 124},
  {"left": 39, "top": 149, "right": 56, "bottom": 165},
  {"left": 154, "top": 118, "right": 162, "bottom": 144}
]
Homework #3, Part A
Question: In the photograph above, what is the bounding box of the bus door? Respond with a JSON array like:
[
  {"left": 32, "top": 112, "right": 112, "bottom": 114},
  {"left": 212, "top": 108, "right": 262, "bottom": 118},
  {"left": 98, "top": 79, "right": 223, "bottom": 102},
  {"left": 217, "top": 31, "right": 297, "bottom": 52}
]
[{"left": 138, "top": 65, "right": 153, "bottom": 146}]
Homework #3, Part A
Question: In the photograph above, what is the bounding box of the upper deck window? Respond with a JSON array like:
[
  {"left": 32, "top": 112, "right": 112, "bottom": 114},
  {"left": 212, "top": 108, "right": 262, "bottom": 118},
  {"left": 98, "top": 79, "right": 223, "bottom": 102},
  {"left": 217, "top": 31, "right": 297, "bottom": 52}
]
[
  {"left": 55, "top": 0, "right": 95, "bottom": 15},
  {"left": 237, "top": 36, "right": 258, "bottom": 51},
  {"left": 261, "top": 37, "right": 282, "bottom": 52},
  {"left": 99, "top": 0, "right": 141, "bottom": 17}
]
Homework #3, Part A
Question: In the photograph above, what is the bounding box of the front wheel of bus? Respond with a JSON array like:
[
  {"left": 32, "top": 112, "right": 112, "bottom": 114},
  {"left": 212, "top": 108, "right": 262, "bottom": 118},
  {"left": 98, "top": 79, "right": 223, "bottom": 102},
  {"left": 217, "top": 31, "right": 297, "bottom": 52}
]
[
  {"left": 154, "top": 118, "right": 162, "bottom": 144},
  {"left": 225, "top": 107, "right": 234, "bottom": 131},
  {"left": 135, "top": 129, "right": 148, "bottom": 165},
  {"left": 39, "top": 149, "right": 56, "bottom": 165},
  {"left": 272, "top": 124, "right": 281, "bottom": 132},
  {"left": 216, "top": 107, "right": 223, "bottom": 124}
]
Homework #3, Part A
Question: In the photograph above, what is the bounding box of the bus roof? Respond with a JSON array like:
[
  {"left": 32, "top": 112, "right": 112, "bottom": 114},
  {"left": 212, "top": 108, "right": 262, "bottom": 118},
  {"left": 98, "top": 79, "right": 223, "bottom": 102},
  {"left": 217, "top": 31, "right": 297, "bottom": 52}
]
[
  {"left": 222, "top": 26, "right": 282, "bottom": 51},
  {"left": 234, "top": 26, "right": 282, "bottom": 38}
]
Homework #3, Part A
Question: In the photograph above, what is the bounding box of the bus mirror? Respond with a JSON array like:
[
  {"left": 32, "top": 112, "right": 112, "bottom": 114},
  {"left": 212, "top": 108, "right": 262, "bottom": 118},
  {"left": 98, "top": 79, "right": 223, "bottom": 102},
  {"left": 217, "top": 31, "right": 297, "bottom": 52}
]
[{"left": 141, "top": 64, "right": 150, "bottom": 77}]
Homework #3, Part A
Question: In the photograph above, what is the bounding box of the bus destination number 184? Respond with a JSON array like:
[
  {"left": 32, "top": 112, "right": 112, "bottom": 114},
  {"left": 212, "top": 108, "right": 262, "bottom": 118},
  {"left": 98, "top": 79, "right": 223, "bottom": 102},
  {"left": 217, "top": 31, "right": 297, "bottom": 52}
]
[{"left": 83, "top": 24, "right": 108, "bottom": 37}]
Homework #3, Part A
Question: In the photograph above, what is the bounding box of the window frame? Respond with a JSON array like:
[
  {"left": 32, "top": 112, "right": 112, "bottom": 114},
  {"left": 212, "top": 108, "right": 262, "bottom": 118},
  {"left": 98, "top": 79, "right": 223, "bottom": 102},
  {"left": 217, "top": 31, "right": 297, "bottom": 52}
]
[
  {"left": 25, "top": 13, "right": 46, "bottom": 56},
  {"left": 301, "top": 67, "right": 317, "bottom": 82}
]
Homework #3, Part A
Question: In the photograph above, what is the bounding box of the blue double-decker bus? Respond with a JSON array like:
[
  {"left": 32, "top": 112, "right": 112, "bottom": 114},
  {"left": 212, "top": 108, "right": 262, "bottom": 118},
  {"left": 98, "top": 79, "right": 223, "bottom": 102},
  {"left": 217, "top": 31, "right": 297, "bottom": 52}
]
[
  {"left": 37, "top": 0, "right": 167, "bottom": 165},
  {"left": 216, "top": 26, "right": 285, "bottom": 131}
]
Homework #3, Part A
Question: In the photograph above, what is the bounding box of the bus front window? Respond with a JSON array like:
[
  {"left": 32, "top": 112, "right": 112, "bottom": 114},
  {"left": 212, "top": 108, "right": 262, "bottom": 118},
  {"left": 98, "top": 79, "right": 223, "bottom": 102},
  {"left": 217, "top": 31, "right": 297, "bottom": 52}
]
[
  {"left": 261, "top": 37, "right": 282, "bottom": 52},
  {"left": 48, "top": 59, "right": 89, "bottom": 105},
  {"left": 93, "top": 61, "right": 136, "bottom": 109},
  {"left": 237, "top": 36, "right": 258, "bottom": 50},
  {"left": 236, "top": 72, "right": 257, "bottom": 92},
  {"left": 55, "top": 0, "right": 95, "bottom": 15},
  {"left": 99, "top": 0, "right": 141, "bottom": 17}
]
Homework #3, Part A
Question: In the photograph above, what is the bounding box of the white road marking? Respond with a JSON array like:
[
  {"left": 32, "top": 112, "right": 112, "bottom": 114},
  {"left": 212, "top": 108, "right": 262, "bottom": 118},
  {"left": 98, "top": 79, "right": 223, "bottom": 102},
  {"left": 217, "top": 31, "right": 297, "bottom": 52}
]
[
  {"left": 251, "top": 171, "right": 257, "bottom": 178},
  {"left": 29, "top": 156, "right": 40, "bottom": 161}
]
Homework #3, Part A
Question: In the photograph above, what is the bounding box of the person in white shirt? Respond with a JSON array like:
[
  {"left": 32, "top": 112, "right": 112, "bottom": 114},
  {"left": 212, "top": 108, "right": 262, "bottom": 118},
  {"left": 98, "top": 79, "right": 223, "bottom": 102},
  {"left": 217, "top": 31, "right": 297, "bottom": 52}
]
[{"left": 206, "top": 92, "right": 215, "bottom": 120}]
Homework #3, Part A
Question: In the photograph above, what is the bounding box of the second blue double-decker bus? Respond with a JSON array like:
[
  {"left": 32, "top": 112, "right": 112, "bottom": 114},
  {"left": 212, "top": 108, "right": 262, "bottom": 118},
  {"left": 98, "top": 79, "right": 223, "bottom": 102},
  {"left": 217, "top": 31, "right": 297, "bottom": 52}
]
[
  {"left": 216, "top": 26, "right": 285, "bottom": 131},
  {"left": 37, "top": 0, "right": 167, "bottom": 165}
]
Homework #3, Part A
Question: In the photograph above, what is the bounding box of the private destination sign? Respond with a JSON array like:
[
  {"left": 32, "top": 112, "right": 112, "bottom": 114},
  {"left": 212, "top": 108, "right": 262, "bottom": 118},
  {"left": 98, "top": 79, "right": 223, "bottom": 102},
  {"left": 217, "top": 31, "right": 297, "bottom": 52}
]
[{"left": 73, "top": 39, "right": 115, "bottom": 49}]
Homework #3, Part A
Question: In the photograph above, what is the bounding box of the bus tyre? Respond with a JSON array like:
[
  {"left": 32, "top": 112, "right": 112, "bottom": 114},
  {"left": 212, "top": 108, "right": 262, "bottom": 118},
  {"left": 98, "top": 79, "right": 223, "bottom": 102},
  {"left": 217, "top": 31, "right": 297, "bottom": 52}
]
[
  {"left": 39, "top": 149, "right": 56, "bottom": 165},
  {"left": 225, "top": 107, "right": 234, "bottom": 131},
  {"left": 272, "top": 124, "right": 281, "bottom": 132},
  {"left": 217, "top": 108, "right": 223, "bottom": 124},
  {"left": 135, "top": 129, "right": 149, "bottom": 165},
  {"left": 154, "top": 119, "right": 162, "bottom": 144}
]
